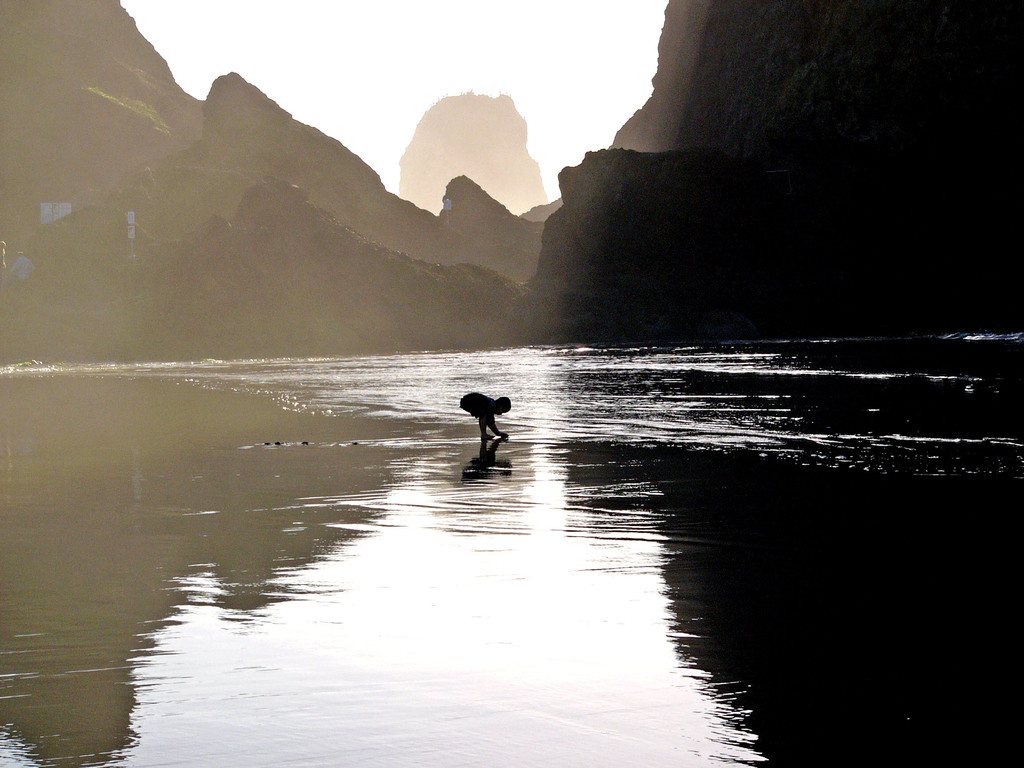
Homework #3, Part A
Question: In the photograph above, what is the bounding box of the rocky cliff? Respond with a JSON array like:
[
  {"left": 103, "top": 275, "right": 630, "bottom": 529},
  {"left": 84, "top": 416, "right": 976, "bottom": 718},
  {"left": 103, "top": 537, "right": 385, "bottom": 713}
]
[
  {"left": 111, "top": 74, "right": 531, "bottom": 276},
  {"left": 400, "top": 93, "right": 548, "bottom": 216},
  {"left": 2, "top": 5, "right": 547, "bottom": 362},
  {"left": 530, "top": 0, "right": 1022, "bottom": 341},
  {"left": 521, "top": 149, "right": 785, "bottom": 342},
  {"left": 520, "top": 199, "right": 562, "bottom": 224},
  {"left": 98, "top": 71, "right": 542, "bottom": 284},
  {"left": 0, "top": 0, "right": 202, "bottom": 240},
  {"left": 440, "top": 176, "right": 543, "bottom": 283},
  {"left": 616, "top": 0, "right": 1019, "bottom": 159}
]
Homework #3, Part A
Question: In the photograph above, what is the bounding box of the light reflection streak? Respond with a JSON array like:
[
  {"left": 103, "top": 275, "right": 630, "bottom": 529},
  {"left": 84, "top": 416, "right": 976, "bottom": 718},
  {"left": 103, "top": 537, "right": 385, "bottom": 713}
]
[{"left": 125, "top": 426, "right": 763, "bottom": 765}]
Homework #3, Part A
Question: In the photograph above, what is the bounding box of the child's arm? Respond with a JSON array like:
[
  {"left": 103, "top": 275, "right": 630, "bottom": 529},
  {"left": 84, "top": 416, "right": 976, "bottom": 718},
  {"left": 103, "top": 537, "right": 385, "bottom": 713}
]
[{"left": 486, "top": 415, "right": 508, "bottom": 439}]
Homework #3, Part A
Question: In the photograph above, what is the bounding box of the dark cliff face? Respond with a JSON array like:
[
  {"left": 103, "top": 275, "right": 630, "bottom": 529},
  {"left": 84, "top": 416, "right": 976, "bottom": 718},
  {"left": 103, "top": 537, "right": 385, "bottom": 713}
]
[
  {"left": 539, "top": 0, "right": 1022, "bottom": 341},
  {"left": 529, "top": 139, "right": 1021, "bottom": 343},
  {"left": 400, "top": 93, "right": 548, "bottom": 216},
  {"left": 523, "top": 149, "right": 786, "bottom": 342},
  {"left": 615, "top": 0, "right": 1020, "bottom": 160},
  {"left": 0, "top": 0, "right": 202, "bottom": 238},
  {"left": 614, "top": 0, "right": 714, "bottom": 153}
]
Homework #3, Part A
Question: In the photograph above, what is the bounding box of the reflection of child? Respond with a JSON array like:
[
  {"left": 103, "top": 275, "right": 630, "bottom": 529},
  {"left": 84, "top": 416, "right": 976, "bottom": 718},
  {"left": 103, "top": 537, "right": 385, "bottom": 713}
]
[
  {"left": 460, "top": 392, "right": 511, "bottom": 439},
  {"left": 461, "top": 436, "right": 512, "bottom": 480}
]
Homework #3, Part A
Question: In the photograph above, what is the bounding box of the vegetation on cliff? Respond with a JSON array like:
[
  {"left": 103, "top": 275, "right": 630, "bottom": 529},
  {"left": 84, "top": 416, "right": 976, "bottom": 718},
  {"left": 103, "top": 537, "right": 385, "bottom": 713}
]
[{"left": 0, "top": 0, "right": 201, "bottom": 240}]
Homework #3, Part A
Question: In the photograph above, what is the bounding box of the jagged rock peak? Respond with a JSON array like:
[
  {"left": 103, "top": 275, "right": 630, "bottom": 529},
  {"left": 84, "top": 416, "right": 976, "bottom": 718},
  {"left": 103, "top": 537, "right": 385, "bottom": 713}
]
[
  {"left": 439, "top": 174, "right": 544, "bottom": 283},
  {"left": 203, "top": 73, "right": 293, "bottom": 132},
  {"left": 400, "top": 93, "right": 548, "bottom": 216},
  {"left": 444, "top": 175, "right": 514, "bottom": 218}
]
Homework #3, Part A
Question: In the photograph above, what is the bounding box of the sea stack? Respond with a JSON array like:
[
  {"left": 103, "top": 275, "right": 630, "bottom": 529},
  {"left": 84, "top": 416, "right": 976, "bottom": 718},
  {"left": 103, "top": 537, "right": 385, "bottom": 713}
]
[{"left": 399, "top": 93, "right": 548, "bottom": 216}]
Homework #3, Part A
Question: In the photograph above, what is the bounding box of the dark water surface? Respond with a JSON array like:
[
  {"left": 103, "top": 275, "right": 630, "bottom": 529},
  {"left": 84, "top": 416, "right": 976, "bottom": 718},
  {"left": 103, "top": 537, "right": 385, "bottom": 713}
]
[{"left": 2, "top": 337, "right": 1020, "bottom": 766}]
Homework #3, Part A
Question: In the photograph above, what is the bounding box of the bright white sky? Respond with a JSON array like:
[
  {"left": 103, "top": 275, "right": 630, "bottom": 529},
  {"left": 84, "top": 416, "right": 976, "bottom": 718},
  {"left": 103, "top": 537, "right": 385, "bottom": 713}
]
[{"left": 121, "top": 0, "right": 667, "bottom": 202}]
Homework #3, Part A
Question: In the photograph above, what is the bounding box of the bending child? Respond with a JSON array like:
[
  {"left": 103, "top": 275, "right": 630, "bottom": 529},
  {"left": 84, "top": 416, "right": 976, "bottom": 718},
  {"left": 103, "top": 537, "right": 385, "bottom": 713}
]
[{"left": 459, "top": 392, "right": 511, "bottom": 440}]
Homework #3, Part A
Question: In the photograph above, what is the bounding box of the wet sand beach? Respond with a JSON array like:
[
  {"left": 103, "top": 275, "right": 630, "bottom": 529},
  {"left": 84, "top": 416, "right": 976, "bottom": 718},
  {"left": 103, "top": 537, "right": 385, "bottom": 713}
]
[{"left": 2, "top": 341, "right": 1019, "bottom": 766}]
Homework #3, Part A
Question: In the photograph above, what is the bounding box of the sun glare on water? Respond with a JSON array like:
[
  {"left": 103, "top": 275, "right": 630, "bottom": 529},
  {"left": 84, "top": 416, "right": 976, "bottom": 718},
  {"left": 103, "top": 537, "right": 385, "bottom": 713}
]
[{"left": 128, "top": 431, "right": 758, "bottom": 766}]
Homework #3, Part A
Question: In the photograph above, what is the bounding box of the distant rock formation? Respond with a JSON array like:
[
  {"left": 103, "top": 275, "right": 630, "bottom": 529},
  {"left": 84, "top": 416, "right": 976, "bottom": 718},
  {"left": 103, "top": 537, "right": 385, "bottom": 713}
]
[
  {"left": 133, "top": 179, "right": 526, "bottom": 359},
  {"left": 440, "top": 176, "right": 542, "bottom": 282},
  {"left": 115, "top": 73, "right": 449, "bottom": 256},
  {"left": 2, "top": 4, "right": 540, "bottom": 310},
  {"left": 400, "top": 94, "right": 547, "bottom": 215},
  {"left": 1, "top": 22, "right": 545, "bottom": 363},
  {"left": 0, "top": 0, "right": 202, "bottom": 239},
  {"left": 520, "top": 199, "right": 562, "bottom": 223},
  {"left": 1, "top": 178, "right": 525, "bottom": 362},
  {"left": 111, "top": 74, "right": 535, "bottom": 281}
]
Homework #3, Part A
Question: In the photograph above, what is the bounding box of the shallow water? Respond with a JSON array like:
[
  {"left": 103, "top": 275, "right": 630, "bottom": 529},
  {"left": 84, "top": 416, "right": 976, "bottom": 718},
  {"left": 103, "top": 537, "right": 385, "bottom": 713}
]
[{"left": 2, "top": 337, "right": 1021, "bottom": 766}]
